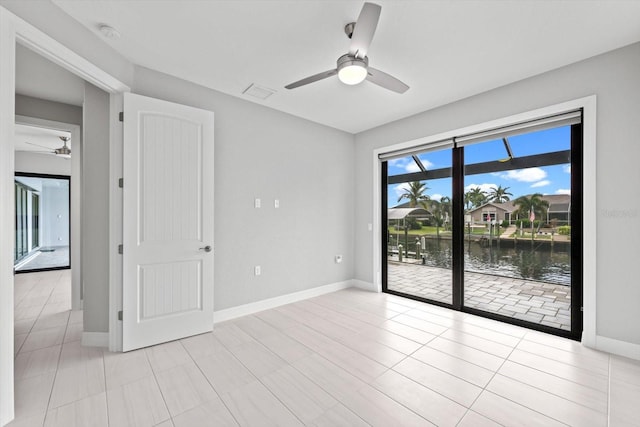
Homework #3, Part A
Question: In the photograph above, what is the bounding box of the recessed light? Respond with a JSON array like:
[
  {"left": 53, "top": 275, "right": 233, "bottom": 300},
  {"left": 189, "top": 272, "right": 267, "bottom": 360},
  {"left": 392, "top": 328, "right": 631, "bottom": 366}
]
[
  {"left": 99, "top": 24, "right": 120, "bottom": 40},
  {"left": 242, "top": 84, "right": 276, "bottom": 100}
]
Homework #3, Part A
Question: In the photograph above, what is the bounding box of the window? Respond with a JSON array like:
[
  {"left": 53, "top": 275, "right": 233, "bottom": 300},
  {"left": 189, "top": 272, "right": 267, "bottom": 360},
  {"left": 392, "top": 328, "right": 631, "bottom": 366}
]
[{"left": 382, "top": 110, "right": 582, "bottom": 339}]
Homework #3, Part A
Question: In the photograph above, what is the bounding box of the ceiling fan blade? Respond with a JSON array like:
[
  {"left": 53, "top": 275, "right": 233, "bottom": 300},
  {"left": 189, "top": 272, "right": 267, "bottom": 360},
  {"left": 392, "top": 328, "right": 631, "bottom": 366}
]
[
  {"left": 16, "top": 149, "right": 54, "bottom": 154},
  {"left": 366, "top": 67, "right": 409, "bottom": 94},
  {"left": 285, "top": 69, "right": 337, "bottom": 90},
  {"left": 348, "top": 2, "right": 381, "bottom": 59},
  {"left": 24, "top": 141, "right": 54, "bottom": 150}
]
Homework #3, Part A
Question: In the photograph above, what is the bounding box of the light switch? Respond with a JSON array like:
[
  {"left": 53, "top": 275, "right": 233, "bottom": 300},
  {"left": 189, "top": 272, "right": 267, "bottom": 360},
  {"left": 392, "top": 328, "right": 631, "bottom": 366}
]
[
  {"left": 254, "top": 198, "right": 261, "bottom": 208},
  {"left": 274, "top": 199, "right": 280, "bottom": 208}
]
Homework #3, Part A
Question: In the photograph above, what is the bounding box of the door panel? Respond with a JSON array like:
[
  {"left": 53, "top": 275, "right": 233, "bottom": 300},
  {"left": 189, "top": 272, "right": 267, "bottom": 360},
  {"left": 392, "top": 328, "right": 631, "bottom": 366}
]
[
  {"left": 123, "top": 93, "right": 214, "bottom": 352},
  {"left": 384, "top": 148, "right": 454, "bottom": 306}
]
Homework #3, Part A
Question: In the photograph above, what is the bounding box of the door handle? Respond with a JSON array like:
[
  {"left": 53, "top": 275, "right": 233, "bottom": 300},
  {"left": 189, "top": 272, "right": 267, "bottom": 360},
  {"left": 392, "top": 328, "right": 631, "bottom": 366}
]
[{"left": 199, "top": 245, "right": 212, "bottom": 253}]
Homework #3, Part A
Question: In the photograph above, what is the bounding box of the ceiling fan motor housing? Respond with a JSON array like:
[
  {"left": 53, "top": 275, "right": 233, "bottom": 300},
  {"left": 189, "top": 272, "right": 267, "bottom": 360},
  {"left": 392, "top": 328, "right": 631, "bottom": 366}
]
[{"left": 337, "top": 53, "right": 368, "bottom": 70}]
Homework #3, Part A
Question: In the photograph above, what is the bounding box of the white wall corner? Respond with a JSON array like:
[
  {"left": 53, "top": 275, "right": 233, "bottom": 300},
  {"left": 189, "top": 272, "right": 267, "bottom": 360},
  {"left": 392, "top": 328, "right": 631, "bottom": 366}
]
[
  {"left": 595, "top": 335, "right": 640, "bottom": 361},
  {"left": 351, "top": 279, "right": 378, "bottom": 292},
  {"left": 81, "top": 332, "right": 109, "bottom": 348},
  {"left": 213, "top": 280, "right": 355, "bottom": 324}
]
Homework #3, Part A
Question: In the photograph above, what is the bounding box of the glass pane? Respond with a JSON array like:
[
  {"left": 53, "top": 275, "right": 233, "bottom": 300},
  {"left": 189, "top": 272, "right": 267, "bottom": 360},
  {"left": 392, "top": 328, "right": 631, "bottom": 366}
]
[
  {"left": 386, "top": 148, "right": 453, "bottom": 305},
  {"left": 463, "top": 126, "right": 571, "bottom": 331},
  {"left": 14, "top": 176, "right": 70, "bottom": 271}
]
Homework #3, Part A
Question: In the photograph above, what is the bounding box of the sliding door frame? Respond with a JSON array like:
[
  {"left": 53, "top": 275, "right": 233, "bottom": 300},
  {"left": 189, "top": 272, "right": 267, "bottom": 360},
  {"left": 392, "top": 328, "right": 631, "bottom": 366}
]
[
  {"left": 373, "top": 97, "right": 596, "bottom": 344},
  {"left": 14, "top": 172, "right": 71, "bottom": 273}
]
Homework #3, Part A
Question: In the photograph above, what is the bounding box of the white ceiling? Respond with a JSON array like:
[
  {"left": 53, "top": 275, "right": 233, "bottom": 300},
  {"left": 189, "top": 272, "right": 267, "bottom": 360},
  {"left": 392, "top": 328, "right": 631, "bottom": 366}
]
[
  {"left": 14, "top": 123, "right": 71, "bottom": 155},
  {"left": 17, "top": 1, "right": 640, "bottom": 133}
]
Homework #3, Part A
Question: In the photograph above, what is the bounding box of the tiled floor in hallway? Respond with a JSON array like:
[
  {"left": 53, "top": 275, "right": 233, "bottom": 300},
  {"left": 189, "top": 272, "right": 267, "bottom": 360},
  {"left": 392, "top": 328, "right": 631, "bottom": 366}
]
[
  {"left": 388, "top": 261, "right": 571, "bottom": 330},
  {"left": 10, "top": 270, "right": 640, "bottom": 426}
]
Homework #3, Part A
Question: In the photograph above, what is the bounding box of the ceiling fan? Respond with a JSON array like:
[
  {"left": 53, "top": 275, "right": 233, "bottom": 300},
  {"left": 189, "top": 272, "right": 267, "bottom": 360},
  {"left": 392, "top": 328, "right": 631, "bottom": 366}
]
[
  {"left": 24, "top": 136, "right": 71, "bottom": 159},
  {"left": 285, "top": 2, "right": 409, "bottom": 94}
]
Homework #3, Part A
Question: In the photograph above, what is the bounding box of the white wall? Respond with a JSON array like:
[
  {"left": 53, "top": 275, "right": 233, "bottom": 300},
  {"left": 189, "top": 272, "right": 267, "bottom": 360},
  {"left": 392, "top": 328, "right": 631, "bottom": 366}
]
[
  {"left": 133, "top": 66, "right": 355, "bottom": 312},
  {"left": 82, "top": 82, "right": 110, "bottom": 333},
  {"left": 41, "top": 181, "right": 69, "bottom": 247},
  {"left": 354, "top": 42, "right": 640, "bottom": 348},
  {"left": 14, "top": 151, "right": 70, "bottom": 176}
]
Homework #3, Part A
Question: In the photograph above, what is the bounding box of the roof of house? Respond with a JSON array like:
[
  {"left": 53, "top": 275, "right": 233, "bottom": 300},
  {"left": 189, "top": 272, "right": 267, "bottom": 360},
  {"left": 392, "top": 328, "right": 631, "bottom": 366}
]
[{"left": 468, "top": 194, "right": 571, "bottom": 214}]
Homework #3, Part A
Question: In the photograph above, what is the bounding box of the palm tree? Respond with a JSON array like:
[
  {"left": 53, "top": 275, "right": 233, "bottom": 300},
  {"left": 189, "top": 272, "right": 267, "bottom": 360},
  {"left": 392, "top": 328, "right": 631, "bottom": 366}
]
[
  {"left": 465, "top": 187, "right": 487, "bottom": 210},
  {"left": 488, "top": 185, "right": 513, "bottom": 203},
  {"left": 397, "top": 181, "right": 430, "bottom": 207},
  {"left": 439, "top": 196, "right": 452, "bottom": 231},
  {"left": 423, "top": 196, "right": 452, "bottom": 239},
  {"left": 513, "top": 193, "right": 550, "bottom": 229}
]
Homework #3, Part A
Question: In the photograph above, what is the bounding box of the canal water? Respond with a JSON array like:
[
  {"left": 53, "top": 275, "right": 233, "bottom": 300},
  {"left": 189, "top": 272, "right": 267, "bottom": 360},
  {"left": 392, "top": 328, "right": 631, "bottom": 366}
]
[{"left": 398, "top": 238, "right": 571, "bottom": 286}]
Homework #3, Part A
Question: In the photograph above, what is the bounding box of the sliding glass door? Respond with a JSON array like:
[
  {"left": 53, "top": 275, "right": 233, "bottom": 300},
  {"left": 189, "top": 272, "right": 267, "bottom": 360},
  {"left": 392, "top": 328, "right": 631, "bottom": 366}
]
[
  {"left": 382, "top": 112, "right": 582, "bottom": 339},
  {"left": 14, "top": 173, "right": 71, "bottom": 272},
  {"left": 384, "top": 147, "right": 454, "bottom": 305}
]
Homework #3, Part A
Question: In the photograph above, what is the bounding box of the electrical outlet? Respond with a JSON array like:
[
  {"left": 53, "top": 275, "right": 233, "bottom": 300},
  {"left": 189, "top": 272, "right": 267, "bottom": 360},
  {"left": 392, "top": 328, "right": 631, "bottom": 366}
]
[
  {"left": 335, "top": 255, "right": 343, "bottom": 264},
  {"left": 274, "top": 199, "right": 280, "bottom": 208},
  {"left": 254, "top": 265, "right": 261, "bottom": 276}
]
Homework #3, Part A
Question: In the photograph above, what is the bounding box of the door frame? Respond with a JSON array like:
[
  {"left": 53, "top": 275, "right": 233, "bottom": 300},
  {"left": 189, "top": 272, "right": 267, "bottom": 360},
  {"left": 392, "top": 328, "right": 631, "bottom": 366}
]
[
  {"left": 0, "top": 6, "right": 129, "bottom": 424},
  {"left": 372, "top": 96, "right": 597, "bottom": 347}
]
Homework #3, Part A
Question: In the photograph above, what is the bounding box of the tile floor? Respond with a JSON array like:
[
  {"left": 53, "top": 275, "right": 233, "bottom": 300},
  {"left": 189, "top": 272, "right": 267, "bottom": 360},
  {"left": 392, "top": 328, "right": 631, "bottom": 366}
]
[
  {"left": 388, "top": 261, "right": 572, "bottom": 330},
  {"left": 10, "top": 270, "right": 640, "bottom": 426}
]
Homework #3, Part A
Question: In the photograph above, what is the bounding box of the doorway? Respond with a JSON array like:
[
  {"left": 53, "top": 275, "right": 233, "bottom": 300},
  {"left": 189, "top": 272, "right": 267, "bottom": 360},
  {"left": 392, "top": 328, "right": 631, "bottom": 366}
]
[{"left": 382, "top": 112, "right": 583, "bottom": 340}]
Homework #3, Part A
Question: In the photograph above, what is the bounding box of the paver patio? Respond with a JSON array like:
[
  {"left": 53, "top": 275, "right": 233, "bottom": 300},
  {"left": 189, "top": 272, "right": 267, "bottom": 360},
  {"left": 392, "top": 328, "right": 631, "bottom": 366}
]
[{"left": 387, "top": 260, "right": 571, "bottom": 331}]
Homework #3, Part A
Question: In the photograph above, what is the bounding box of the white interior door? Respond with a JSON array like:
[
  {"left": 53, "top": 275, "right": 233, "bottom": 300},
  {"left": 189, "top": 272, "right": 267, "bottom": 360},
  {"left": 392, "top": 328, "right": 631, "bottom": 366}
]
[{"left": 122, "top": 93, "right": 214, "bottom": 352}]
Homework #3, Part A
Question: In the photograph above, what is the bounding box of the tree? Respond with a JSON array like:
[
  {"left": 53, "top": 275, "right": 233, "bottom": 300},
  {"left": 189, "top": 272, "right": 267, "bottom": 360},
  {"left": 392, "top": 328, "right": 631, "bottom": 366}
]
[
  {"left": 439, "top": 196, "right": 452, "bottom": 231},
  {"left": 513, "top": 193, "right": 550, "bottom": 228},
  {"left": 488, "top": 185, "right": 513, "bottom": 203},
  {"left": 424, "top": 196, "right": 452, "bottom": 239},
  {"left": 465, "top": 187, "right": 487, "bottom": 210},
  {"left": 397, "top": 181, "right": 430, "bottom": 207}
]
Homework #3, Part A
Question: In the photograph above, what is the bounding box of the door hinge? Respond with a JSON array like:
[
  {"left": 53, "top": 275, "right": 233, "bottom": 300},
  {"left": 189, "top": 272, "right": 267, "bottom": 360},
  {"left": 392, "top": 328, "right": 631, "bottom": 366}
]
[
  {"left": 118, "top": 310, "right": 123, "bottom": 321},
  {"left": 118, "top": 244, "right": 123, "bottom": 254},
  {"left": 118, "top": 178, "right": 123, "bottom": 188},
  {"left": 119, "top": 111, "right": 124, "bottom": 122}
]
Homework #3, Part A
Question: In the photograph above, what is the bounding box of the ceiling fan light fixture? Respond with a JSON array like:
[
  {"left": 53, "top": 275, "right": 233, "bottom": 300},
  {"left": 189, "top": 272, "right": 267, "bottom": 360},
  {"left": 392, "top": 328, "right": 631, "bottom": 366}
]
[{"left": 337, "top": 54, "right": 368, "bottom": 85}]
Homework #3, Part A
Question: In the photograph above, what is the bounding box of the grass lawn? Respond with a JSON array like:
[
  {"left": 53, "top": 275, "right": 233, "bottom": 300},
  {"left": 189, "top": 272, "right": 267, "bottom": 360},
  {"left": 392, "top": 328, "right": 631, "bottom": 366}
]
[{"left": 388, "top": 226, "right": 447, "bottom": 236}]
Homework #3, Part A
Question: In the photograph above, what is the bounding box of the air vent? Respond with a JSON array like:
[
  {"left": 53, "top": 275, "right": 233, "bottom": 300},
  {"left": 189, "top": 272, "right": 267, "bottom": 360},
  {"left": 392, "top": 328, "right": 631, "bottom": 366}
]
[{"left": 242, "top": 84, "right": 276, "bottom": 100}]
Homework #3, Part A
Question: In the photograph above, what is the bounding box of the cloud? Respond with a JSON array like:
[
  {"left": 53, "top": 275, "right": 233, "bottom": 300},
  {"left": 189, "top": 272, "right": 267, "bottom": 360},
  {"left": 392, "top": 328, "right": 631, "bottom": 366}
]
[
  {"left": 499, "top": 167, "right": 547, "bottom": 182},
  {"left": 405, "top": 161, "right": 421, "bottom": 173},
  {"left": 464, "top": 183, "right": 497, "bottom": 194},
  {"left": 430, "top": 194, "right": 444, "bottom": 202},
  {"left": 393, "top": 182, "right": 412, "bottom": 199},
  {"left": 389, "top": 157, "right": 434, "bottom": 173},
  {"left": 556, "top": 188, "right": 571, "bottom": 195},
  {"left": 531, "top": 180, "right": 550, "bottom": 188},
  {"left": 563, "top": 164, "right": 571, "bottom": 174}
]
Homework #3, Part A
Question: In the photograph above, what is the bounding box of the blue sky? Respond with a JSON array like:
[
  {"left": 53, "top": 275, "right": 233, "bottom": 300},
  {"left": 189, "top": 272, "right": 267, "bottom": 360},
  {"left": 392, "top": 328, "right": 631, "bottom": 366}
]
[{"left": 388, "top": 126, "right": 571, "bottom": 207}]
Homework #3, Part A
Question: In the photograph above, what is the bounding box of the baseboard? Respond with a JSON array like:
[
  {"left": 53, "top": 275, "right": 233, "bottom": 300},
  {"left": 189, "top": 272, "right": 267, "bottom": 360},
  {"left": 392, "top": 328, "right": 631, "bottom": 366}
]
[
  {"left": 595, "top": 335, "right": 640, "bottom": 361},
  {"left": 351, "top": 279, "right": 378, "bottom": 292},
  {"left": 213, "top": 280, "right": 354, "bottom": 324},
  {"left": 81, "top": 332, "right": 109, "bottom": 348}
]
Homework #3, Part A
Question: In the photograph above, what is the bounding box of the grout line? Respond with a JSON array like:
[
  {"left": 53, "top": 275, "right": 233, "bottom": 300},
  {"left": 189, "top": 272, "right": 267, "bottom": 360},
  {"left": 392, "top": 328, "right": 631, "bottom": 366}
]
[
  {"left": 178, "top": 337, "right": 242, "bottom": 426},
  {"left": 142, "top": 345, "right": 174, "bottom": 425},
  {"left": 456, "top": 332, "right": 526, "bottom": 425},
  {"left": 212, "top": 321, "right": 309, "bottom": 426}
]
